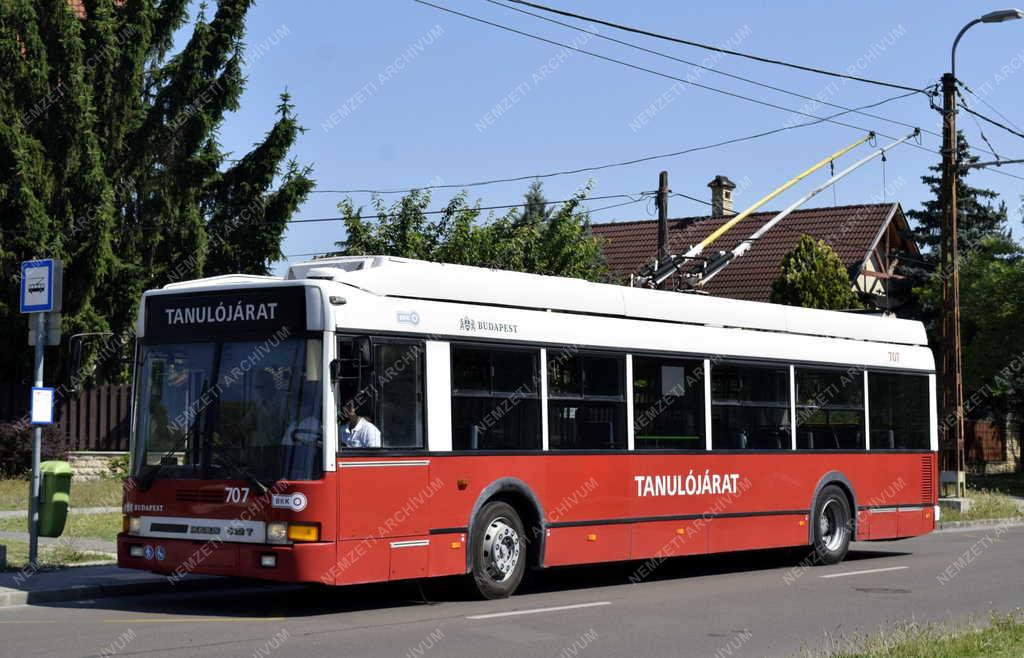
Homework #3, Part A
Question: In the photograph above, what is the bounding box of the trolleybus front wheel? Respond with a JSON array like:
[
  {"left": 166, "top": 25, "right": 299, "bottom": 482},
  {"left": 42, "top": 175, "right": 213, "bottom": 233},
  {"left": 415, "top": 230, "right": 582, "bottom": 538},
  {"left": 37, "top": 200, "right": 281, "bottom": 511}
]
[{"left": 470, "top": 501, "right": 526, "bottom": 599}]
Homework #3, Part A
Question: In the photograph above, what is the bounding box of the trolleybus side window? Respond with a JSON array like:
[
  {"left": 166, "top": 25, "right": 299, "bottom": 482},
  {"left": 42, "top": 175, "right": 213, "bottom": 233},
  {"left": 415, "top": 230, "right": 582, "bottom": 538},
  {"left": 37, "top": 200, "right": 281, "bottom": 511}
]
[
  {"left": 711, "top": 362, "right": 791, "bottom": 450},
  {"left": 632, "top": 356, "right": 706, "bottom": 450},
  {"left": 334, "top": 337, "right": 425, "bottom": 450},
  {"left": 868, "top": 372, "right": 929, "bottom": 450},
  {"left": 548, "top": 352, "right": 626, "bottom": 450},
  {"left": 451, "top": 346, "right": 541, "bottom": 450},
  {"left": 795, "top": 367, "right": 865, "bottom": 450}
]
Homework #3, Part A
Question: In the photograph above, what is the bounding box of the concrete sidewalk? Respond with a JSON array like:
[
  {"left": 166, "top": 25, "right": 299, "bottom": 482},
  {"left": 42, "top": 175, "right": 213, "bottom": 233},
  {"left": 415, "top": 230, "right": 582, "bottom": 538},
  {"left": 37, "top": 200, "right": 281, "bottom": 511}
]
[{"left": 0, "top": 564, "right": 238, "bottom": 608}]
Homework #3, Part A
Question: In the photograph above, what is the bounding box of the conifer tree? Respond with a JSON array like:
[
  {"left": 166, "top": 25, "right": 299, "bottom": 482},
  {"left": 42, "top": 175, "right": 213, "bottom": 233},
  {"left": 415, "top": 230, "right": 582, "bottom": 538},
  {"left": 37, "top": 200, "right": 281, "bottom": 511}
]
[{"left": 0, "top": 0, "right": 313, "bottom": 383}]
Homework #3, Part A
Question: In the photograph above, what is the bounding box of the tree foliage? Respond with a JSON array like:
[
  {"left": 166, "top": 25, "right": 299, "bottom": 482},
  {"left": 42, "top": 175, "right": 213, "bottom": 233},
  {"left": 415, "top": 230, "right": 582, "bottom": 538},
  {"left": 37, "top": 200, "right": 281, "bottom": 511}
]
[
  {"left": 902, "top": 132, "right": 1010, "bottom": 322},
  {"left": 916, "top": 234, "right": 1024, "bottom": 415},
  {"left": 0, "top": 0, "right": 313, "bottom": 384},
  {"left": 770, "top": 235, "right": 861, "bottom": 310},
  {"left": 335, "top": 181, "right": 607, "bottom": 281}
]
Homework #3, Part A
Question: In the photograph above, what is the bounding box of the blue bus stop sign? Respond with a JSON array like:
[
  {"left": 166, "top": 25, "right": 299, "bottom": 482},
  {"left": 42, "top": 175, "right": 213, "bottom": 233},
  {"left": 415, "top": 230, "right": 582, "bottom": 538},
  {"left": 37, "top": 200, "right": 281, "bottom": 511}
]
[{"left": 20, "top": 259, "right": 62, "bottom": 314}]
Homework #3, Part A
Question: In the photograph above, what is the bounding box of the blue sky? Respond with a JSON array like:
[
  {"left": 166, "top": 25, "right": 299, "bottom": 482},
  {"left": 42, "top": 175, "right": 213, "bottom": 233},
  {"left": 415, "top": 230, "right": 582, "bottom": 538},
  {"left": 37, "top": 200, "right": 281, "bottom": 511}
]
[{"left": 207, "top": 1, "right": 1024, "bottom": 273}]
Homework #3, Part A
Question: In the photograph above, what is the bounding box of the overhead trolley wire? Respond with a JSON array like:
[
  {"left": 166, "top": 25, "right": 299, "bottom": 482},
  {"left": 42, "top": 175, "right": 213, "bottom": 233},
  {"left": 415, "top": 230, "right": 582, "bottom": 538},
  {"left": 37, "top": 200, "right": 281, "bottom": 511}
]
[
  {"left": 412, "top": 0, "right": 917, "bottom": 138},
  {"left": 505, "top": 0, "right": 929, "bottom": 94},
  {"left": 312, "top": 91, "right": 917, "bottom": 196},
  {"left": 486, "top": 0, "right": 932, "bottom": 137},
  {"left": 957, "top": 100, "right": 1024, "bottom": 142},
  {"left": 958, "top": 81, "right": 1024, "bottom": 135},
  {"left": 413, "top": 1, "right": 1024, "bottom": 185}
]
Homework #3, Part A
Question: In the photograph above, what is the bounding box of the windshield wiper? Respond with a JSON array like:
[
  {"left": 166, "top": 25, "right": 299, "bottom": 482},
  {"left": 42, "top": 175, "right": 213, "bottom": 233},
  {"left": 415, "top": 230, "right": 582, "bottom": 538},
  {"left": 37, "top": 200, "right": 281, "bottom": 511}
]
[
  {"left": 211, "top": 452, "right": 270, "bottom": 496},
  {"left": 137, "top": 382, "right": 209, "bottom": 492}
]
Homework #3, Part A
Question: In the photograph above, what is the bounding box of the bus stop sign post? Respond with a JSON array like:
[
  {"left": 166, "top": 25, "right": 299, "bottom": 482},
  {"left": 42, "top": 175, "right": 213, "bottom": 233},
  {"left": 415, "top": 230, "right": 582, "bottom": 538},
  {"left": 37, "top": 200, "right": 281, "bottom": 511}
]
[{"left": 20, "top": 259, "right": 62, "bottom": 568}]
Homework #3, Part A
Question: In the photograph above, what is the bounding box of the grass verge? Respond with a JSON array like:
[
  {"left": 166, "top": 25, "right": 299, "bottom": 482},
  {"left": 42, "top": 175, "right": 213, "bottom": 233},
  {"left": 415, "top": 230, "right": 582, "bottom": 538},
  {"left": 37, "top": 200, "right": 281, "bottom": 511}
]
[
  {"left": 824, "top": 612, "right": 1024, "bottom": 657},
  {"left": 0, "top": 511, "right": 121, "bottom": 543},
  {"left": 0, "top": 477, "right": 124, "bottom": 511},
  {"left": 1, "top": 539, "right": 115, "bottom": 571},
  {"left": 942, "top": 487, "right": 1023, "bottom": 522}
]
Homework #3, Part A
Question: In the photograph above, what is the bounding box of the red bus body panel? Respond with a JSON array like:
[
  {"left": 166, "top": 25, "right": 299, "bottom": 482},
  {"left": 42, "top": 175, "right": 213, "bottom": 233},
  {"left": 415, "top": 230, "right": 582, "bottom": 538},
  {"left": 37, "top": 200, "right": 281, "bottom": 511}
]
[{"left": 118, "top": 452, "right": 936, "bottom": 585}]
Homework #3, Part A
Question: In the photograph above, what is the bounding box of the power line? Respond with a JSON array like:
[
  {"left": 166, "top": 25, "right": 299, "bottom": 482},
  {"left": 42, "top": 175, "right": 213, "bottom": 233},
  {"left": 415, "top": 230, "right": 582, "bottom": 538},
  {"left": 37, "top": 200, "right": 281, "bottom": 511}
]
[
  {"left": 505, "top": 0, "right": 929, "bottom": 94},
  {"left": 958, "top": 101, "right": 1024, "bottom": 142},
  {"left": 415, "top": 1, "right": 1024, "bottom": 185},
  {"left": 487, "top": 0, "right": 934, "bottom": 138},
  {"left": 413, "top": 0, "right": 919, "bottom": 140},
  {"left": 284, "top": 196, "right": 649, "bottom": 260},
  {"left": 289, "top": 192, "right": 649, "bottom": 224},
  {"left": 958, "top": 81, "right": 1024, "bottom": 134},
  {"left": 957, "top": 90, "right": 1003, "bottom": 163},
  {"left": 312, "top": 94, "right": 915, "bottom": 197}
]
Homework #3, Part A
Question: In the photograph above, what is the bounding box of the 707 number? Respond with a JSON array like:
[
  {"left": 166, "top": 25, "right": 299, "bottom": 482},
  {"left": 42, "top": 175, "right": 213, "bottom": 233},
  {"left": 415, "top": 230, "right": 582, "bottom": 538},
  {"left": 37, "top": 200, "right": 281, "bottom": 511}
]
[{"left": 225, "top": 487, "right": 250, "bottom": 503}]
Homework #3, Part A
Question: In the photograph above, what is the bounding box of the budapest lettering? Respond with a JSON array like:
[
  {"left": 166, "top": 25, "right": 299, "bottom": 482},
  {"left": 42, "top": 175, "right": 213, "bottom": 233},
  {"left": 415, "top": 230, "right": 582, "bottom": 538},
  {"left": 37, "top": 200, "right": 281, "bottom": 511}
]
[
  {"left": 163, "top": 301, "right": 279, "bottom": 326},
  {"left": 634, "top": 471, "right": 743, "bottom": 497}
]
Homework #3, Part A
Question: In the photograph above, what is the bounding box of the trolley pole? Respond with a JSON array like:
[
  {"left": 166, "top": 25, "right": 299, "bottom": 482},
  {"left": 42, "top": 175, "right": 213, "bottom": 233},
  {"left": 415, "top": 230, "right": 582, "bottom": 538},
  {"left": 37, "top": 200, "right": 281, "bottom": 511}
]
[{"left": 28, "top": 311, "right": 45, "bottom": 567}]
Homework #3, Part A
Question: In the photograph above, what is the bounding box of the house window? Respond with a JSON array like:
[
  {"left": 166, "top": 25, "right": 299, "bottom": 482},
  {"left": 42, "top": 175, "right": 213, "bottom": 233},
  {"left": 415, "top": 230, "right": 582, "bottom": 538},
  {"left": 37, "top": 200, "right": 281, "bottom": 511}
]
[
  {"left": 633, "top": 356, "right": 706, "bottom": 449},
  {"left": 548, "top": 352, "right": 626, "bottom": 450},
  {"left": 711, "top": 362, "right": 791, "bottom": 450}
]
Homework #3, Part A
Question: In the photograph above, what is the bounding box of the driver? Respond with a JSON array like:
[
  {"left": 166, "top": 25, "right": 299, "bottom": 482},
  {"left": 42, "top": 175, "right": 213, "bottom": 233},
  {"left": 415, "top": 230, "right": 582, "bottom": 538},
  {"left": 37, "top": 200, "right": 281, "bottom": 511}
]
[{"left": 340, "top": 399, "right": 381, "bottom": 448}]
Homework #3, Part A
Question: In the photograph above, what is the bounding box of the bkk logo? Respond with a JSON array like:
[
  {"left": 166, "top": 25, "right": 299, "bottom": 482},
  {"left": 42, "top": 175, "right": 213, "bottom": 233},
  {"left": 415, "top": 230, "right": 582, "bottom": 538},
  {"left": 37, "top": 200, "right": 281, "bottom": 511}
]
[{"left": 272, "top": 492, "right": 308, "bottom": 512}]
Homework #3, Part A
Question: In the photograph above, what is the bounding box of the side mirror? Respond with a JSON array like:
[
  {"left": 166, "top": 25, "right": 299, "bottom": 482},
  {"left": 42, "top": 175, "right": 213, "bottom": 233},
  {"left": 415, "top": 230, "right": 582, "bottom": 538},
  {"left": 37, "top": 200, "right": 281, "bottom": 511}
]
[
  {"left": 329, "top": 358, "right": 343, "bottom": 381},
  {"left": 354, "top": 336, "right": 372, "bottom": 367}
]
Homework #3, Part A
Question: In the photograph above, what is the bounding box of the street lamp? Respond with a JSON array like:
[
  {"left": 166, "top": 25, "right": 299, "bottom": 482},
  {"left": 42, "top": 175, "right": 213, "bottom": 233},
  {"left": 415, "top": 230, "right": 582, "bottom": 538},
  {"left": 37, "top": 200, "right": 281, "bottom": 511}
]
[{"left": 940, "top": 9, "right": 1022, "bottom": 498}]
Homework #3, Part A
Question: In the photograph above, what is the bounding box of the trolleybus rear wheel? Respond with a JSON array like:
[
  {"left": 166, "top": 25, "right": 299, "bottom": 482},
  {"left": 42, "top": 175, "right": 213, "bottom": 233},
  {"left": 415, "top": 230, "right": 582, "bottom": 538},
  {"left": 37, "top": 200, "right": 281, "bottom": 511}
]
[{"left": 812, "top": 485, "right": 852, "bottom": 565}]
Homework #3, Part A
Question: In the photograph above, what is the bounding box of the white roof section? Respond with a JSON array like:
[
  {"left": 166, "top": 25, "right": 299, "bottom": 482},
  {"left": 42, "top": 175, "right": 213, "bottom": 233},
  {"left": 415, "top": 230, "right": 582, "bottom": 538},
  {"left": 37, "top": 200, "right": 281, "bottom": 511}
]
[{"left": 284, "top": 256, "right": 928, "bottom": 346}]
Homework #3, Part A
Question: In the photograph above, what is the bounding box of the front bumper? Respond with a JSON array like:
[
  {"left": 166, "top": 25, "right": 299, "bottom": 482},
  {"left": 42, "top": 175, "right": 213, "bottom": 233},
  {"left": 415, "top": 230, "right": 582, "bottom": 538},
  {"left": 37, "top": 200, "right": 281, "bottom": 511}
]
[{"left": 117, "top": 534, "right": 336, "bottom": 584}]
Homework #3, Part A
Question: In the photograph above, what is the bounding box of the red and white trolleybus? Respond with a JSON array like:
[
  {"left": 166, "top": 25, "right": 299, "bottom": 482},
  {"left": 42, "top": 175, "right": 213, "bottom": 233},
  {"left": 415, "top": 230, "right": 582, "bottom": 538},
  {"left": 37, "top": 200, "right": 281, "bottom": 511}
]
[{"left": 118, "top": 256, "right": 938, "bottom": 598}]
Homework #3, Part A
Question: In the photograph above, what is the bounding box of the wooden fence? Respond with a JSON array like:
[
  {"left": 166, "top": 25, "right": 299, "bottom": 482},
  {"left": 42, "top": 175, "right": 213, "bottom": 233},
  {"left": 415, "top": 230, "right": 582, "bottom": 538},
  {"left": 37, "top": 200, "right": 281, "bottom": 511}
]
[
  {"left": 0, "top": 382, "right": 131, "bottom": 452},
  {"left": 59, "top": 384, "right": 132, "bottom": 452}
]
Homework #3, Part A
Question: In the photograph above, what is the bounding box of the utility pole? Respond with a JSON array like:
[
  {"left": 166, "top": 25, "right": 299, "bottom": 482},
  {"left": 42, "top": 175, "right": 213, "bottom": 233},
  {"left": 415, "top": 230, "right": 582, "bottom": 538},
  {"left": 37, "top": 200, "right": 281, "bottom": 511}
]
[
  {"left": 940, "top": 71, "right": 965, "bottom": 498},
  {"left": 656, "top": 170, "right": 670, "bottom": 288}
]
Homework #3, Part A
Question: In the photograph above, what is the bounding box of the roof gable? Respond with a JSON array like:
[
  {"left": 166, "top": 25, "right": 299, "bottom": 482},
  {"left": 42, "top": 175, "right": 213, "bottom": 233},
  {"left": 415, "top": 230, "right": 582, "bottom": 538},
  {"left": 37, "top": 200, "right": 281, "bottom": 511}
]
[{"left": 591, "top": 203, "right": 911, "bottom": 302}]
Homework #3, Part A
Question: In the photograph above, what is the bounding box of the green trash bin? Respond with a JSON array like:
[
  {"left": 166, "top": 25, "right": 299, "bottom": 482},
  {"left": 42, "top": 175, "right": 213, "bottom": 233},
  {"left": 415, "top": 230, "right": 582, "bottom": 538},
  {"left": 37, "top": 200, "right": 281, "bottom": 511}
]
[{"left": 37, "top": 460, "right": 72, "bottom": 538}]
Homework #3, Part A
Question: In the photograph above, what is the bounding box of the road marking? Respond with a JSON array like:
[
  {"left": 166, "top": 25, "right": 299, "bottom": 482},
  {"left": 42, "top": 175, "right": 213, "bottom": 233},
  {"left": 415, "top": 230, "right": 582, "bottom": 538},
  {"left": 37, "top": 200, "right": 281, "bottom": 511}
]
[
  {"left": 467, "top": 601, "right": 611, "bottom": 620},
  {"left": 820, "top": 566, "right": 908, "bottom": 579}
]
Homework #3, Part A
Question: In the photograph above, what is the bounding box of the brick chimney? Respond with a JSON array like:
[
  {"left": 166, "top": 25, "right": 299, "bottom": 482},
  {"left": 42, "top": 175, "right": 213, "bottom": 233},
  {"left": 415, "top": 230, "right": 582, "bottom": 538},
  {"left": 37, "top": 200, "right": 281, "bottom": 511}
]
[{"left": 707, "top": 175, "right": 736, "bottom": 217}]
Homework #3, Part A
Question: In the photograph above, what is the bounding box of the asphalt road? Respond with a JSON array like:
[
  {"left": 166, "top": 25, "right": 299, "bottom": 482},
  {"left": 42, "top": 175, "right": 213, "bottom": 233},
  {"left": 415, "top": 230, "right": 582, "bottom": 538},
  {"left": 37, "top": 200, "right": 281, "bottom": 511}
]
[{"left": 1, "top": 525, "right": 1022, "bottom": 658}]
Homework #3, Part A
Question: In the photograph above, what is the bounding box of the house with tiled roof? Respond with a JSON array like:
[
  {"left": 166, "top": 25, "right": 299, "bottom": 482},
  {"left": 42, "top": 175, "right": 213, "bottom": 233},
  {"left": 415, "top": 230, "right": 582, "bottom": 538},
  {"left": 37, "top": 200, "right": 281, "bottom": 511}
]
[{"left": 591, "top": 175, "right": 921, "bottom": 310}]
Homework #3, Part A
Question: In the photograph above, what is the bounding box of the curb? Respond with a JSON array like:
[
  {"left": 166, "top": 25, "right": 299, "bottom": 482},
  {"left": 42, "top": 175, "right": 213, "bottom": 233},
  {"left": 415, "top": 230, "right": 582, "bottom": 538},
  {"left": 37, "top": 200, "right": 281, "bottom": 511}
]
[
  {"left": 936, "top": 517, "right": 1024, "bottom": 531},
  {"left": 0, "top": 574, "right": 243, "bottom": 609}
]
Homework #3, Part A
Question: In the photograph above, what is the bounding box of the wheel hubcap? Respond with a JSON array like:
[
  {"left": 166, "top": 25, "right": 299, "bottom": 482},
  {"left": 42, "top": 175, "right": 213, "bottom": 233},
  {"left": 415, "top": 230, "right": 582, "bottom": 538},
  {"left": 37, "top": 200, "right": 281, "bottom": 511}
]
[
  {"left": 820, "top": 499, "right": 847, "bottom": 552},
  {"left": 482, "top": 517, "right": 521, "bottom": 582}
]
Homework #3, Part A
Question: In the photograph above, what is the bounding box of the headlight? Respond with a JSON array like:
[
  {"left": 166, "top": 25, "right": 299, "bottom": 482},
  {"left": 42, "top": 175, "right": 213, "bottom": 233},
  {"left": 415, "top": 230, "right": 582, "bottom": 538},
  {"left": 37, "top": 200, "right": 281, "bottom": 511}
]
[
  {"left": 128, "top": 516, "right": 143, "bottom": 535},
  {"left": 266, "top": 522, "right": 289, "bottom": 544}
]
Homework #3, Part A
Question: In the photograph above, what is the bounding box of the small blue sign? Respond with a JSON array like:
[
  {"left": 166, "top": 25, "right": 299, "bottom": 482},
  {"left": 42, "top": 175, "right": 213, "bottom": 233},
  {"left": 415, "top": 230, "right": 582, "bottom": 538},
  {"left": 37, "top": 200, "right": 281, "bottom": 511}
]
[
  {"left": 155, "top": 545, "right": 166, "bottom": 561},
  {"left": 144, "top": 545, "right": 154, "bottom": 561},
  {"left": 20, "top": 259, "right": 60, "bottom": 314}
]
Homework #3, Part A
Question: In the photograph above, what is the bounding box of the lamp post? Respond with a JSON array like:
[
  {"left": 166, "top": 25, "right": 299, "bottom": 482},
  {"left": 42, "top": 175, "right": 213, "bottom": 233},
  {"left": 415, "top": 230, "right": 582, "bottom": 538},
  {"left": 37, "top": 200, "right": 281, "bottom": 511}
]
[{"left": 940, "top": 9, "right": 1022, "bottom": 498}]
